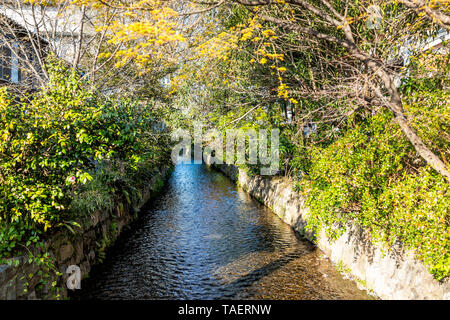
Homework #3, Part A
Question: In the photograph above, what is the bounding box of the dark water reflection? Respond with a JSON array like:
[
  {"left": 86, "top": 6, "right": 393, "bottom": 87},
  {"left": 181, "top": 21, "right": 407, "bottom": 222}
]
[{"left": 72, "top": 165, "right": 371, "bottom": 300}]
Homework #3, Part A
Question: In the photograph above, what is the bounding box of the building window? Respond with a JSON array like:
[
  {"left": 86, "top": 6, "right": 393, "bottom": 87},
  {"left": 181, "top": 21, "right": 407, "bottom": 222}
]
[{"left": 0, "top": 43, "right": 21, "bottom": 83}]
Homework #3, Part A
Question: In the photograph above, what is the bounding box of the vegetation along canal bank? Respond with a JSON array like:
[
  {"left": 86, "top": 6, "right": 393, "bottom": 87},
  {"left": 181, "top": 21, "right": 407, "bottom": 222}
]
[{"left": 0, "top": 62, "right": 174, "bottom": 299}]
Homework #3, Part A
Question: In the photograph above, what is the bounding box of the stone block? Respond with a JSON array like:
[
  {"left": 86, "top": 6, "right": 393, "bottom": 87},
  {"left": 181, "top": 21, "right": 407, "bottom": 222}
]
[
  {"left": 58, "top": 243, "right": 75, "bottom": 264},
  {"left": 27, "top": 291, "right": 37, "bottom": 300},
  {"left": 5, "top": 279, "right": 16, "bottom": 300},
  {"left": 15, "top": 274, "right": 28, "bottom": 299},
  {"left": 74, "top": 240, "right": 84, "bottom": 264},
  {"left": 0, "top": 265, "right": 9, "bottom": 286},
  {"left": 0, "top": 281, "right": 7, "bottom": 299}
]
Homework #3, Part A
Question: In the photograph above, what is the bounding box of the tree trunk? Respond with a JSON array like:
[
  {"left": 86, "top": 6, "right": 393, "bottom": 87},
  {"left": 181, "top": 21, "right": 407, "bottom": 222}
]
[{"left": 372, "top": 67, "right": 450, "bottom": 182}]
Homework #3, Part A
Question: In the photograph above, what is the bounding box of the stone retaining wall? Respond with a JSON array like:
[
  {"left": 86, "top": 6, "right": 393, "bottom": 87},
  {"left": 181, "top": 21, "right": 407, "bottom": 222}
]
[
  {"left": 0, "top": 165, "right": 171, "bottom": 300},
  {"left": 215, "top": 164, "right": 449, "bottom": 300}
]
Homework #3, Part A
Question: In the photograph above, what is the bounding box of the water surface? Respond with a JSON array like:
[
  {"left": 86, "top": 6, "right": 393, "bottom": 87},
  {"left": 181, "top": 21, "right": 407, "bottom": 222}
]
[{"left": 72, "top": 164, "right": 371, "bottom": 299}]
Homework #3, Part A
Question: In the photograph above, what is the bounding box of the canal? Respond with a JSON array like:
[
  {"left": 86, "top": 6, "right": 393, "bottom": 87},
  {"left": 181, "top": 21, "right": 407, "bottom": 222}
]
[{"left": 72, "top": 164, "right": 371, "bottom": 299}]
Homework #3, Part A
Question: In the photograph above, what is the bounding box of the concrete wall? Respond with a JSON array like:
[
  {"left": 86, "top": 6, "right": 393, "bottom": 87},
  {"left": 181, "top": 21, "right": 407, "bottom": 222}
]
[
  {"left": 0, "top": 165, "right": 171, "bottom": 300},
  {"left": 216, "top": 164, "right": 449, "bottom": 300}
]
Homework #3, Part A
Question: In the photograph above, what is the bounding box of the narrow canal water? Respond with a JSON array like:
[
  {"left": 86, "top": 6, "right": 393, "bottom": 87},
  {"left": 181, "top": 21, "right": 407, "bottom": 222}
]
[{"left": 72, "top": 164, "right": 371, "bottom": 300}]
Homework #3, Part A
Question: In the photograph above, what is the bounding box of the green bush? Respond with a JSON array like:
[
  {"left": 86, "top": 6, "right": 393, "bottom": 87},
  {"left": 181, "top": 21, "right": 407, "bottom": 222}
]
[
  {"left": 297, "top": 111, "right": 449, "bottom": 280},
  {"left": 0, "top": 59, "right": 171, "bottom": 262}
]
